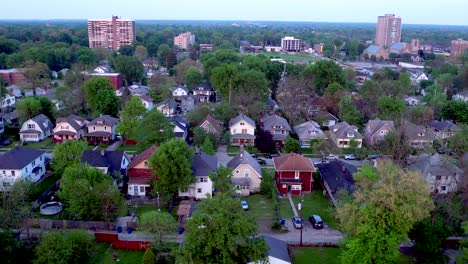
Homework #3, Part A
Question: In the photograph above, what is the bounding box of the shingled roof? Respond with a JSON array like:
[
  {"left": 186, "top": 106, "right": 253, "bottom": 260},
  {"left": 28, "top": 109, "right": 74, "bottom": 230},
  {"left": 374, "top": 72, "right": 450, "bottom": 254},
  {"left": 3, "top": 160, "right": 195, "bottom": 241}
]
[
  {"left": 229, "top": 114, "right": 255, "bottom": 127},
  {"left": 56, "top": 114, "right": 87, "bottom": 131},
  {"left": 192, "top": 151, "right": 217, "bottom": 177},
  {"left": 227, "top": 150, "right": 262, "bottom": 178},
  {"left": 81, "top": 150, "right": 127, "bottom": 176},
  {"left": 273, "top": 153, "right": 315, "bottom": 172},
  {"left": 22, "top": 114, "right": 53, "bottom": 134},
  {"left": 0, "top": 147, "right": 45, "bottom": 169},
  {"left": 330, "top": 122, "right": 363, "bottom": 139},
  {"left": 198, "top": 114, "right": 223, "bottom": 134},
  {"left": 128, "top": 145, "right": 158, "bottom": 169},
  {"left": 317, "top": 160, "right": 357, "bottom": 197},
  {"left": 88, "top": 115, "right": 118, "bottom": 126},
  {"left": 260, "top": 114, "right": 291, "bottom": 132}
]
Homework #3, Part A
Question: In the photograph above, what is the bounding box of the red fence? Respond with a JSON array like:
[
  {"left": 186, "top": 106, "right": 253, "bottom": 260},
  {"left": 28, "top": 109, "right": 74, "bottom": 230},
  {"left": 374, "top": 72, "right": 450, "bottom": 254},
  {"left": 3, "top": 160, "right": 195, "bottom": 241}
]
[{"left": 95, "top": 232, "right": 150, "bottom": 251}]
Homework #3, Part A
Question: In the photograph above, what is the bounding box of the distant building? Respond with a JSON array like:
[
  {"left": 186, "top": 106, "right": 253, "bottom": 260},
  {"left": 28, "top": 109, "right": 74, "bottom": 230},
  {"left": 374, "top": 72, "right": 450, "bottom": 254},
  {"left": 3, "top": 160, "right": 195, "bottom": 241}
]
[
  {"left": 313, "top": 43, "right": 324, "bottom": 54},
  {"left": 199, "top": 44, "right": 214, "bottom": 52},
  {"left": 281, "top": 36, "right": 301, "bottom": 52},
  {"left": 375, "top": 14, "right": 402, "bottom": 48},
  {"left": 174, "top": 32, "right": 195, "bottom": 50},
  {"left": 88, "top": 16, "right": 135, "bottom": 49},
  {"left": 84, "top": 73, "right": 123, "bottom": 90},
  {"left": 0, "top": 69, "right": 26, "bottom": 86},
  {"left": 450, "top": 39, "right": 468, "bottom": 56}
]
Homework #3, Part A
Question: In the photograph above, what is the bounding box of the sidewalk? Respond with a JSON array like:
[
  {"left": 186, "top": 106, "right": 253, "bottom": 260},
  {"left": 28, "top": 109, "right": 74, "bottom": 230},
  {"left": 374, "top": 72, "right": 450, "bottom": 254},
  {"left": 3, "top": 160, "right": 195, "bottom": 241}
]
[{"left": 288, "top": 194, "right": 299, "bottom": 217}]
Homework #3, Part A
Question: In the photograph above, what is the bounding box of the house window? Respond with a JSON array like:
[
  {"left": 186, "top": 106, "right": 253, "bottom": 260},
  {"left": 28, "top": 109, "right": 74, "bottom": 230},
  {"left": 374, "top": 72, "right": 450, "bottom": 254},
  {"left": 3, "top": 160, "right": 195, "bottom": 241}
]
[
  {"left": 244, "top": 171, "right": 249, "bottom": 178},
  {"left": 242, "top": 129, "right": 247, "bottom": 134},
  {"left": 380, "top": 130, "right": 388, "bottom": 135},
  {"left": 347, "top": 133, "right": 354, "bottom": 137},
  {"left": 144, "top": 161, "right": 148, "bottom": 167},
  {"left": 104, "top": 126, "right": 107, "bottom": 131},
  {"left": 418, "top": 133, "right": 425, "bottom": 137},
  {"left": 240, "top": 122, "right": 245, "bottom": 126},
  {"left": 295, "top": 171, "right": 300, "bottom": 179},
  {"left": 11, "top": 171, "right": 15, "bottom": 176},
  {"left": 233, "top": 129, "right": 237, "bottom": 134},
  {"left": 291, "top": 185, "right": 301, "bottom": 190},
  {"left": 440, "top": 186, "right": 447, "bottom": 192},
  {"left": 32, "top": 160, "right": 36, "bottom": 166},
  {"left": 282, "top": 184, "right": 286, "bottom": 188},
  {"left": 2, "top": 171, "right": 5, "bottom": 175},
  {"left": 140, "top": 186, "right": 145, "bottom": 193},
  {"left": 28, "top": 124, "right": 35, "bottom": 129},
  {"left": 199, "top": 177, "right": 207, "bottom": 183},
  {"left": 436, "top": 176, "right": 441, "bottom": 181},
  {"left": 25, "top": 168, "right": 28, "bottom": 173},
  {"left": 93, "top": 126, "right": 96, "bottom": 131},
  {"left": 197, "top": 188, "right": 202, "bottom": 193}
]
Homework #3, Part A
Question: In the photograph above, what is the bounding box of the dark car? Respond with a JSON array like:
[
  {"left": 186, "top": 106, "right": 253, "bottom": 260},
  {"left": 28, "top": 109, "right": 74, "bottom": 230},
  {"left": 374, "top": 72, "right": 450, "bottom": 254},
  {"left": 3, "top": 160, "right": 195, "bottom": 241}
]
[
  {"left": 250, "top": 153, "right": 258, "bottom": 158},
  {"left": 257, "top": 158, "right": 267, "bottom": 165},
  {"left": 264, "top": 153, "right": 280, "bottom": 159},
  {"left": 309, "top": 214, "right": 324, "bottom": 229}
]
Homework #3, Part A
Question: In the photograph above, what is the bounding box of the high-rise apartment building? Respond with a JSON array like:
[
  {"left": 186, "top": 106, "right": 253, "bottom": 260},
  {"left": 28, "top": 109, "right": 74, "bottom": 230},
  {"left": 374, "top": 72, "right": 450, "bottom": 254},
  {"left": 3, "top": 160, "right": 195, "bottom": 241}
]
[
  {"left": 375, "top": 14, "right": 402, "bottom": 48},
  {"left": 88, "top": 16, "right": 135, "bottom": 50},
  {"left": 281, "top": 36, "right": 302, "bottom": 52},
  {"left": 174, "top": 32, "right": 195, "bottom": 50},
  {"left": 450, "top": 39, "right": 468, "bottom": 56}
]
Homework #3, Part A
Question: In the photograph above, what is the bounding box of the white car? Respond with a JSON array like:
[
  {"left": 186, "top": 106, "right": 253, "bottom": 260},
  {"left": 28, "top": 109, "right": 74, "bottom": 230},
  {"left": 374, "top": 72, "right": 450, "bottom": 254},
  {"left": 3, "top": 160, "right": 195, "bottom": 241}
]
[
  {"left": 344, "top": 154, "right": 357, "bottom": 160},
  {"left": 241, "top": 201, "right": 249, "bottom": 210},
  {"left": 326, "top": 154, "right": 339, "bottom": 160}
]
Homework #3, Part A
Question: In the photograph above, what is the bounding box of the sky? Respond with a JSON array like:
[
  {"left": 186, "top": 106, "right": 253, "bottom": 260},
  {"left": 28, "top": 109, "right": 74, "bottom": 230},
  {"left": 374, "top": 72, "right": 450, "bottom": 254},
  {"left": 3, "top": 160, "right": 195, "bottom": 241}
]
[{"left": 2, "top": 0, "right": 468, "bottom": 25}]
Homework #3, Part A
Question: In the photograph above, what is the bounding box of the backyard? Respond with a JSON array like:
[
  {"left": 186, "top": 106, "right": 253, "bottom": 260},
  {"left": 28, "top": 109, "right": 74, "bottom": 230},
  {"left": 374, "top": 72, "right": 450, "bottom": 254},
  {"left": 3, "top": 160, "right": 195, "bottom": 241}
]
[{"left": 90, "top": 243, "right": 144, "bottom": 264}]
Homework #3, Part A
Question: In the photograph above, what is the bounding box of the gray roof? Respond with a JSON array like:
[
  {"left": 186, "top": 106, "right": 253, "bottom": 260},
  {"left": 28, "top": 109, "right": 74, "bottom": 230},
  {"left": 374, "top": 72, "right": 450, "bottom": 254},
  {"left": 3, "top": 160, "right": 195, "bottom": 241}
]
[
  {"left": 198, "top": 114, "right": 223, "bottom": 134},
  {"left": 364, "top": 45, "right": 381, "bottom": 55},
  {"left": 330, "top": 122, "right": 363, "bottom": 139},
  {"left": 192, "top": 152, "right": 218, "bottom": 177},
  {"left": 260, "top": 114, "right": 291, "bottom": 132},
  {"left": 171, "top": 115, "right": 189, "bottom": 130},
  {"left": 21, "top": 114, "right": 53, "bottom": 134},
  {"left": 229, "top": 114, "right": 255, "bottom": 127},
  {"left": 174, "top": 84, "right": 189, "bottom": 94},
  {"left": 227, "top": 150, "right": 262, "bottom": 178},
  {"left": 56, "top": 114, "right": 87, "bottom": 131},
  {"left": 317, "top": 160, "right": 357, "bottom": 197},
  {"left": 390, "top": 42, "right": 406, "bottom": 51},
  {"left": 427, "top": 120, "right": 460, "bottom": 132},
  {"left": 0, "top": 147, "right": 45, "bottom": 169},
  {"left": 403, "top": 121, "right": 434, "bottom": 141},
  {"left": 156, "top": 98, "right": 178, "bottom": 109},
  {"left": 263, "top": 236, "right": 291, "bottom": 263},
  {"left": 294, "top": 121, "right": 327, "bottom": 141},
  {"left": 365, "top": 119, "right": 395, "bottom": 137},
  {"left": 408, "top": 153, "right": 462, "bottom": 176},
  {"left": 88, "top": 115, "right": 118, "bottom": 126},
  {"left": 81, "top": 150, "right": 127, "bottom": 176}
]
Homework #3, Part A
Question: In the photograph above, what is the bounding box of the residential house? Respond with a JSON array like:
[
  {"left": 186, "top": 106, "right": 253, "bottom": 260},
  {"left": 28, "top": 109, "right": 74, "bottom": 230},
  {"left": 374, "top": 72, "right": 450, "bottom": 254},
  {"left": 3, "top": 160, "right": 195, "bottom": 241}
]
[
  {"left": 81, "top": 150, "right": 130, "bottom": 185},
  {"left": 266, "top": 98, "right": 278, "bottom": 111},
  {"left": 170, "top": 115, "right": 189, "bottom": 140},
  {"left": 293, "top": 121, "right": 327, "bottom": 148},
  {"left": 192, "top": 84, "right": 214, "bottom": 103},
  {"left": 313, "top": 112, "right": 339, "bottom": 128},
  {"left": 179, "top": 151, "right": 217, "bottom": 200},
  {"left": 403, "top": 95, "right": 423, "bottom": 106},
  {"left": 229, "top": 114, "right": 256, "bottom": 146},
  {"left": 426, "top": 120, "right": 460, "bottom": 140},
  {"left": 307, "top": 97, "right": 327, "bottom": 117},
  {"left": 93, "top": 65, "right": 112, "bottom": 74},
  {"left": 227, "top": 150, "right": 262, "bottom": 196},
  {"left": 408, "top": 153, "right": 463, "bottom": 194},
  {"left": 19, "top": 114, "right": 53, "bottom": 142},
  {"left": 248, "top": 236, "right": 291, "bottom": 264},
  {"left": 0, "top": 147, "right": 46, "bottom": 190},
  {"left": 273, "top": 153, "right": 315, "bottom": 196},
  {"left": 197, "top": 114, "right": 223, "bottom": 135},
  {"left": 329, "top": 122, "right": 363, "bottom": 149},
  {"left": 156, "top": 99, "right": 178, "bottom": 117},
  {"left": 260, "top": 113, "right": 292, "bottom": 147},
  {"left": 364, "top": 119, "right": 395, "bottom": 146},
  {"left": 316, "top": 160, "right": 357, "bottom": 206},
  {"left": 180, "top": 95, "right": 197, "bottom": 113},
  {"left": 52, "top": 114, "right": 89, "bottom": 143},
  {"left": 127, "top": 145, "right": 158, "bottom": 197},
  {"left": 1, "top": 93, "right": 16, "bottom": 109},
  {"left": 453, "top": 90, "right": 468, "bottom": 102},
  {"left": 172, "top": 85, "right": 189, "bottom": 101},
  {"left": 403, "top": 121, "right": 434, "bottom": 149},
  {"left": 413, "top": 72, "right": 429, "bottom": 84},
  {"left": 136, "top": 95, "right": 154, "bottom": 111},
  {"left": 84, "top": 115, "right": 118, "bottom": 145}
]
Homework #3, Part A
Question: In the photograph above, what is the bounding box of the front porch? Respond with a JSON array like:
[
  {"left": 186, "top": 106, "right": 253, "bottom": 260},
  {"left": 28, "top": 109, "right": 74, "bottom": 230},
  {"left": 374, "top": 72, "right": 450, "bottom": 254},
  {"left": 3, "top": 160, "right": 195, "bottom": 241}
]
[
  {"left": 230, "top": 138, "right": 255, "bottom": 146},
  {"left": 277, "top": 179, "right": 304, "bottom": 196},
  {"left": 86, "top": 135, "right": 111, "bottom": 145},
  {"left": 53, "top": 133, "right": 77, "bottom": 143}
]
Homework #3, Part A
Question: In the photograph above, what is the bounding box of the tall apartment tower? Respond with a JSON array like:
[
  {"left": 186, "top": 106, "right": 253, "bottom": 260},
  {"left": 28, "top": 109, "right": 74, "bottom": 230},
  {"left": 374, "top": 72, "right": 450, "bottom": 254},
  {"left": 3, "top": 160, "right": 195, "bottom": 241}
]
[
  {"left": 88, "top": 16, "right": 135, "bottom": 50},
  {"left": 450, "top": 39, "right": 468, "bottom": 56},
  {"left": 174, "top": 32, "right": 195, "bottom": 50},
  {"left": 281, "top": 36, "right": 302, "bottom": 52},
  {"left": 375, "top": 14, "right": 402, "bottom": 48}
]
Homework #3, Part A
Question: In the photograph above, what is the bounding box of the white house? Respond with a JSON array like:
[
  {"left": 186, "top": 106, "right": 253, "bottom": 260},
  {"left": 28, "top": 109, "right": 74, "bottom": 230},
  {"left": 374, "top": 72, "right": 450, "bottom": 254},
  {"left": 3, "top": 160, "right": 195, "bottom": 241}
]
[
  {"left": 0, "top": 147, "right": 47, "bottom": 190},
  {"left": 136, "top": 95, "right": 154, "bottom": 111},
  {"left": 179, "top": 151, "right": 217, "bottom": 200},
  {"left": 229, "top": 114, "right": 256, "bottom": 146},
  {"left": 19, "top": 114, "right": 53, "bottom": 142},
  {"left": 172, "top": 85, "right": 189, "bottom": 100},
  {"left": 156, "top": 99, "right": 178, "bottom": 117},
  {"left": 227, "top": 150, "right": 262, "bottom": 196},
  {"left": 403, "top": 95, "right": 423, "bottom": 106},
  {"left": 170, "top": 115, "right": 189, "bottom": 140},
  {"left": 1, "top": 94, "right": 16, "bottom": 109}
]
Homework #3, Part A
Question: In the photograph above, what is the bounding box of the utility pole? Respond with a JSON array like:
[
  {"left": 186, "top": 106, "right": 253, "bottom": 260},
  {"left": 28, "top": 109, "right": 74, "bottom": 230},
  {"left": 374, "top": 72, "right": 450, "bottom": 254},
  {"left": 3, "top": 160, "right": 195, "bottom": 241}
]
[{"left": 298, "top": 194, "right": 304, "bottom": 246}]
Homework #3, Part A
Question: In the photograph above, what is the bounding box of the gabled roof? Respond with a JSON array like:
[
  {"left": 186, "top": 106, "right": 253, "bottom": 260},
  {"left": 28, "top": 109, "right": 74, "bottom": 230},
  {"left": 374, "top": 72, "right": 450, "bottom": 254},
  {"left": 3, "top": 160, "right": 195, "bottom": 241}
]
[
  {"left": 192, "top": 152, "right": 217, "bottom": 177},
  {"left": 81, "top": 150, "right": 127, "bottom": 175},
  {"left": 22, "top": 114, "right": 53, "bottom": 134},
  {"left": 408, "top": 153, "right": 462, "bottom": 176},
  {"left": 128, "top": 145, "right": 158, "bottom": 169},
  {"left": 261, "top": 114, "right": 291, "bottom": 132},
  {"left": 294, "top": 121, "right": 327, "bottom": 140},
  {"left": 156, "top": 98, "right": 178, "bottom": 109},
  {"left": 198, "top": 114, "right": 223, "bottom": 134},
  {"left": 263, "top": 236, "right": 291, "bottom": 263},
  {"left": 227, "top": 150, "right": 262, "bottom": 178},
  {"left": 364, "top": 45, "right": 381, "bottom": 55},
  {"left": 173, "top": 84, "right": 189, "bottom": 94},
  {"left": 88, "top": 115, "right": 118, "bottom": 126},
  {"left": 136, "top": 95, "right": 153, "bottom": 103},
  {"left": 273, "top": 153, "right": 315, "bottom": 172},
  {"left": 0, "top": 147, "right": 45, "bottom": 169},
  {"left": 365, "top": 119, "right": 395, "bottom": 137},
  {"left": 427, "top": 120, "right": 459, "bottom": 132},
  {"left": 56, "top": 114, "right": 87, "bottom": 131},
  {"left": 330, "top": 122, "right": 363, "bottom": 139},
  {"left": 390, "top": 42, "right": 406, "bottom": 51},
  {"left": 317, "top": 160, "right": 357, "bottom": 196},
  {"left": 403, "top": 121, "right": 434, "bottom": 141},
  {"left": 170, "top": 115, "right": 189, "bottom": 129},
  {"left": 229, "top": 114, "right": 255, "bottom": 128}
]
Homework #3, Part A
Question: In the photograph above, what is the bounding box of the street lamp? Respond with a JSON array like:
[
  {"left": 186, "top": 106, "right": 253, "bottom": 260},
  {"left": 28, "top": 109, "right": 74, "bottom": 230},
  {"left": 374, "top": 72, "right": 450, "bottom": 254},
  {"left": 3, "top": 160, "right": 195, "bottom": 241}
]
[{"left": 298, "top": 194, "right": 304, "bottom": 246}]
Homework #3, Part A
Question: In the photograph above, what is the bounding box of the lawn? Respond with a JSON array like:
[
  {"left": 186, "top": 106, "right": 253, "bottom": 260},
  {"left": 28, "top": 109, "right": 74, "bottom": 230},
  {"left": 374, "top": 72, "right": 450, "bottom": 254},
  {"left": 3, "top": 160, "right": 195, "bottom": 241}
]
[
  {"left": 90, "top": 243, "right": 144, "bottom": 264},
  {"left": 226, "top": 146, "right": 240, "bottom": 153},
  {"left": 243, "top": 194, "right": 276, "bottom": 220},
  {"left": 23, "top": 137, "right": 53, "bottom": 150},
  {"left": 279, "top": 197, "right": 294, "bottom": 218},
  {"left": 291, "top": 247, "right": 415, "bottom": 264},
  {"left": 135, "top": 204, "right": 160, "bottom": 216},
  {"left": 293, "top": 191, "right": 338, "bottom": 229},
  {"left": 117, "top": 144, "right": 140, "bottom": 152},
  {"left": 30, "top": 172, "right": 61, "bottom": 200}
]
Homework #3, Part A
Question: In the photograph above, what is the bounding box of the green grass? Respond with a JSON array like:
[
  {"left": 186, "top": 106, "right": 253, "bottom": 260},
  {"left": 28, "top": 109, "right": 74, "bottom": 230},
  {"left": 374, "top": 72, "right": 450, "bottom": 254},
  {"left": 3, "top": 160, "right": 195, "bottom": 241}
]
[
  {"left": 279, "top": 197, "right": 294, "bottom": 218},
  {"left": 135, "top": 204, "right": 160, "bottom": 216},
  {"left": 90, "top": 243, "right": 144, "bottom": 264},
  {"left": 22, "top": 137, "right": 53, "bottom": 149},
  {"left": 291, "top": 247, "right": 415, "bottom": 264},
  {"left": 243, "top": 194, "right": 276, "bottom": 220},
  {"left": 293, "top": 191, "right": 338, "bottom": 229},
  {"left": 117, "top": 144, "right": 140, "bottom": 152},
  {"left": 31, "top": 172, "right": 61, "bottom": 200},
  {"left": 227, "top": 146, "right": 240, "bottom": 153}
]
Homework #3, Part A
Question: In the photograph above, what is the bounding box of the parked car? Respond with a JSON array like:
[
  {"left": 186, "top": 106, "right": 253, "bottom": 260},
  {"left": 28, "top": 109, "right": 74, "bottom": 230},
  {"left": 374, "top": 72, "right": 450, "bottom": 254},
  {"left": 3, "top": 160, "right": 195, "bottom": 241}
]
[
  {"left": 265, "top": 153, "right": 280, "bottom": 159},
  {"left": 241, "top": 200, "right": 249, "bottom": 210},
  {"left": 344, "top": 154, "right": 356, "bottom": 160},
  {"left": 309, "top": 214, "right": 324, "bottom": 229},
  {"left": 367, "top": 154, "right": 381, "bottom": 160},
  {"left": 326, "top": 154, "right": 339, "bottom": 160},
  {"left": 292, "top": 216, "right": 303, "bottom": 229},
  {"left": 250, "top": 153, "right": 258, "bottom": 158},
  {"left": 257, "top": 158, "right": 267, "bottom": 165}
]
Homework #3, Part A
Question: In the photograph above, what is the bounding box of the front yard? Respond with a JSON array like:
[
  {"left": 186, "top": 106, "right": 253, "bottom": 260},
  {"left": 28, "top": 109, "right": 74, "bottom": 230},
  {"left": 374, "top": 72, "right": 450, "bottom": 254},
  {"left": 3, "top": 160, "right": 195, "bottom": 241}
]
[
  {"left": 22, "top": 137, "right": 53, "bottom": 150},
  {"left": 243, "top": 194, "right": 276, "bottom": 220},
  {"left": 293, "top": 191, "right": 339, "bottom": 229},
  {"left": 279, "top": 197, "right": 294, "bottom": 218}
]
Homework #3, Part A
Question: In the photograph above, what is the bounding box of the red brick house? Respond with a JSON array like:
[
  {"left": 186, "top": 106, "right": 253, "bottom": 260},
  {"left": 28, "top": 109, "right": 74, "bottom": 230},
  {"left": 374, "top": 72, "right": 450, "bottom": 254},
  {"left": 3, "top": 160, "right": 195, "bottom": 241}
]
[
  {"left": 127, "top": 145, "right": 158, "bottom": 197},
  {"left": 0, "top": 69, "right": 26, "bottom": 86},
  {"left": 273, "top": 153, "right": 315, "bottom": 196},
  {"left": 85, "top": 73, "right": 123, "bottom": 90}
]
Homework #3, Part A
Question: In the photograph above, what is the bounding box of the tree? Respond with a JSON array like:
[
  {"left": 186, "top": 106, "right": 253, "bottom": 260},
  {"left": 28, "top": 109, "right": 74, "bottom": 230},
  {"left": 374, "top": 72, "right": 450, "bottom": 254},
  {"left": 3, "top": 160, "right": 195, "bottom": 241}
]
[
  {"left": 210, "top": 64, "right": 239, "bottom": 102},
  {"left": 186, "top": 104, "right": 212, "bottom": 125},
  {"left": 260, "top": 169, "right": 274, "bottom": 198},
  {"left": 51, "top": 140, "right": 87, "bottom": 174},
  {"left": 255, "top": 130, "right": 276, "bottom": 154},
  {"left": 209, "top": 165, "right": 232, "bottom": 194},
  {"left": 284, "top": 136, "right": 300, "bottom": 153},
  {"left": 379, "top": 130, "right": 413, "bottom": 163},
  {"left": 117, "top": 96, "right": 148, "bottom": 139},
  {"left": 92, "top": 89, "right": 121, "bottom": 117},
  {"left": 442, "top": 100, "right": 468, "bottom": 124},
  {"left": 139, "top": 211, "right": 177, "bottom": 244},
  {"left": 113, "top": 55, "right": 144, "bottom": 85},
  {"left": 22, "top": 61, "right": 50, "bottom": 93},
  {"left": 201, "top": 136, "right": 215, "bottom": 155},
  {"left": 135, "top": 45, "right": 148, "bottom": 61},
  {"left": 173, "top": 59, "right": 202, "bottom": 84},
  {"left": 142, "top": 248, "right": 157, "bottom": 264},
  {"left": 83, "top": 77, "right": 114, "bottom": 112},
  {"left": 183, "top": 67, "right": 203, "bottom": 88},
  {"left": 324, "top": 82, "right": 346, "bottom": 116},
  {"left": 58, "top": 165, "right": 124, "bottom": 221},
  {"left": 177, "top": 193, "right": 268, "bottom": 264},
  {"left": 410, "top": 105, "right": 434, "bottom": 125},
  {"left": 135, "top": 110, "right": 175, "bottom": 152},
  {"left": 16, "top": 96, "right": 55, "bottom": 122},
  {"left": 192, "top": 127, "right": 218, "bottom": 147},
  {"left": 118, "top": 45, "right": 135, "bottom": 56},
  {"left": 447, "top": 125, "right": 468, "bottom": 160},
  {"left": 337, "top": 162, "right": 433, "bottom": 264},
  {"left": 409, "top": 217, "right": 450, "bottom": 263},
  {"left": 338, "top": 96, "right": 363, "bottom": 125},
  {"left": 0, "top": 180, "right": 33, "bottom": 231},
  {"left": 311, "top": 60, "right": 345, "bottom": 95},
  {"left": 377, "top": 96, "right": 407, "bottom": 120},
  {"left": 148, "top": 139, "right": 194, "bottom": 199},
  {"left": 423, "top": 84, "right": 447, "bottom": 117}
]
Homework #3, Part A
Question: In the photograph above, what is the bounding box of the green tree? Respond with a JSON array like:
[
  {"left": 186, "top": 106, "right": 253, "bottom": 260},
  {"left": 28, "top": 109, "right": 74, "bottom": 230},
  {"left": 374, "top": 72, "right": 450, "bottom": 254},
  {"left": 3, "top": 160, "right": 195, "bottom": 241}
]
[
  {"left": 377, "top": 96, "right": 407, "bottom": 120},
  {"left": 142, "top": 248, "right": 157, "bottom": 264},
  {"left": 148, "top": 139, "right": 194, "bottom": 199},
  {"left": 135, "top": 110, "right": 175, "bottom": 151},
  {"left": 176, "top": 193, "right": 268, "bottom": 264},
  {"left": 337, "top": 162, "right": 433, "bottom": 264},
  {"left": 135, "top": 45, "right": 148, "bottom": 61},
  {"left": 210, "top": 63, "right": 239, "bottom": 103},
  {"left": 260, "top": 169, "right": 274, "bottom": 199},
  {"left": 447, "top": 125, "right": 468, "bottom": 160},
  {"left": 51, "top": 140, "right": 87, "bottom": 174},
  {"left": 16, "top": 96, "right": 55, "bottom": 122},
  {"left": 409, "top": 217, "right": 450, "bottom": 263},
  {"left": 83, "top": 77, "right": 114, "bottom": 112},
  {"left": 0, "top": 180, "right": 33, "bottom": 231},
  {"left": 284, "top": 136, "right": 300, "bottom": 153},
  {"left": 184, "top": 67, "right": 203, "bottom": 88},
  {"left": 380, "top": 130, "right": 413, "bottom": 163},
  {"left": 338, "top": 96, "right": 363, "bottom": 125},
  {"left": 22, "top": 61, "right": 50, "bottom": 93},
  {"left": 442, "top": 100, "right": 468, "bottom": 124},
  {"left": 423, "top": 84, "right": 447, "bottom": 117},
  {"left": 192, "top": 127, "right": 218, "bottom": 147},
  {"left": 309, "top": 139, "right": 324, "bottom": 154},
  {"left": 311, "top": 60, "right": 345, "bottom": 95},
  {"left": 201, "top": 136, "right": 215, "bottom": 155},
  {"left": 117, "top": 96, "right": 148, "bottom": 139},
  {"left": 138, "top": 211, "right": 178, "bottom": 244},
  {"left": 58, "top": 165, "right": 124, "bottom": 221},
  {"left": 457, "top": 221, "right": 468, "bottom": 264},
  {"left": 118, "top": 45, "right": 135, "bottom": 56},
  {"left": 93, "top": 89, "right": 121, "bottom": 117},
  {"left": 209, "top": 165, "right": 232, "bottom": 194},
  {"left": 113, "top": 55, "right": 144, "bottom": 85}
]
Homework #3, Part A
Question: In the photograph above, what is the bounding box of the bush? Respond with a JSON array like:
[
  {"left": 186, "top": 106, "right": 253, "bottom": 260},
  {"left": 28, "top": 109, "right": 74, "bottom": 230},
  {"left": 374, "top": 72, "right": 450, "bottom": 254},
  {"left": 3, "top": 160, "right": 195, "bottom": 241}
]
[
  {"left": 142, "top": 248, "right": 157, "bottom": 264},
  {"left": 260, "top": 170, "right": 274, "bottom": 198}
]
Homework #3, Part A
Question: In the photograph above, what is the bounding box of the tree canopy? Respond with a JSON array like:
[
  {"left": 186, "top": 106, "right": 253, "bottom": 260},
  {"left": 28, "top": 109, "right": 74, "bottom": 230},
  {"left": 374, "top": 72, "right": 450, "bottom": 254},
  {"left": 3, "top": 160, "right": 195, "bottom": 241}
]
[
  {"left": 138, "top": 211, "right": 178, "bottom": 244},
  {"left": 51, "top": 140, "right": 87, "bottom": 174},
  {"left": 135, "top": 110, "right": 175, "bottom": 152},
  {"left": 117, "top": 96, "right": 148, "bottom": 139},
  {"left": 83, "top": 77, "right": 115, "bottom": 113},
  {"left": 16, "top": 96, "right": 55, "bottom": 122},
  {"left": 113, "top": 55, "right": 144, "bottom": 85}
]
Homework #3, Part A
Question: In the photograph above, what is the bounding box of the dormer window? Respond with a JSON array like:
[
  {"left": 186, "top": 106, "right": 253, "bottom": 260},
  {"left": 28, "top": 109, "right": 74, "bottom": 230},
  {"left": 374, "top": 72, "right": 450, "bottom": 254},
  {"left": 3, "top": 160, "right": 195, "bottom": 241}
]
[
  {"left": 418, "top": 133, "right": 425, "bottom": 137},
  {"left": 380, "top": 130, "right": 388, "bottom": 135},
  {"left": 347, "top": 133, "right": 354, "bottom": 138},
  {"left": 28, "top": 124, "right": 35, "bottom": 129}
]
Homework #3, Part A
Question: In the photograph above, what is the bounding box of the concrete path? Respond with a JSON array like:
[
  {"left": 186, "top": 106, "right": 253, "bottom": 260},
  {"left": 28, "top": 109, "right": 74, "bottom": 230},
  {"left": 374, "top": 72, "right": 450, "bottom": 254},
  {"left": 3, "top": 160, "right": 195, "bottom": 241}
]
[{"left": 288, "top": 194, "right": 299, "bottom": 217}]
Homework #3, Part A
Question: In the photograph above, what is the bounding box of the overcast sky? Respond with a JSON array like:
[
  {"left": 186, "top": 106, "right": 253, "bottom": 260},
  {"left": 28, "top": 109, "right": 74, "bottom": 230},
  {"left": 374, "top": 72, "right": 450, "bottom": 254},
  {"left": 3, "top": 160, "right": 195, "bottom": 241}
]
[{"left": 2, "top": 0, "right": 467, "bottom": 25}]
